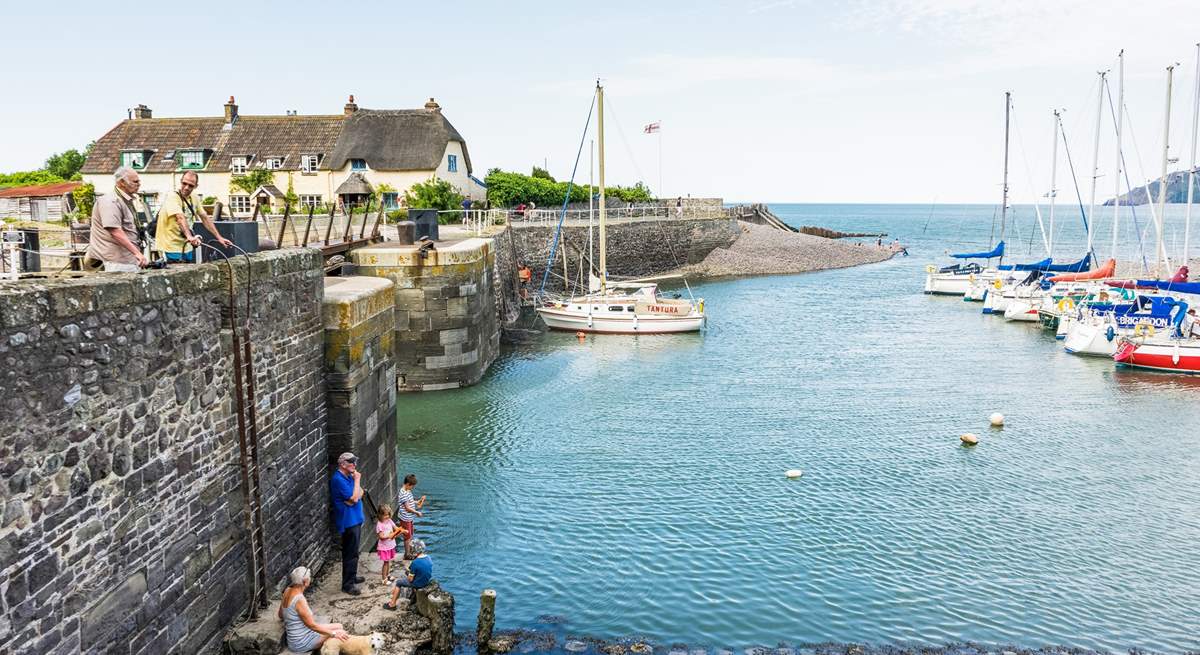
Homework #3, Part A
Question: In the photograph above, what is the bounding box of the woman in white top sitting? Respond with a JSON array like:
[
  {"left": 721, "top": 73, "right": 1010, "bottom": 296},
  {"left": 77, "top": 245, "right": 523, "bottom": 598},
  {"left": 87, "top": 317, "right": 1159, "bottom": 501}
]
[{"left": 279, "top": 566, "right": 349, "bottom": 652}]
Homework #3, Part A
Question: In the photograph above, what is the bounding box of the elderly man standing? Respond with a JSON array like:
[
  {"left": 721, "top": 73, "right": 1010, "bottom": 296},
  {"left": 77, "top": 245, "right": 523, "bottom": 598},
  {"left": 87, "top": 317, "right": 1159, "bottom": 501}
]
[
  {"left": 85, "top": 166, "right": 147, "bottom": 272},
  {"left": 156, "top": 171, "right": 232, "bottom": 262},
  {"left": 330, "top": 452, "right": 365, "bottom": 595}
]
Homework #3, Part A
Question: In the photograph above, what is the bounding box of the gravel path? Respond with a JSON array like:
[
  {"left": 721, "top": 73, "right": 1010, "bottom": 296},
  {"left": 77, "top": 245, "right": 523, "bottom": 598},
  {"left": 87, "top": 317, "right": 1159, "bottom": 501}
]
[{"left": 673, "top": 221, "right": 898, "bottom": 279}]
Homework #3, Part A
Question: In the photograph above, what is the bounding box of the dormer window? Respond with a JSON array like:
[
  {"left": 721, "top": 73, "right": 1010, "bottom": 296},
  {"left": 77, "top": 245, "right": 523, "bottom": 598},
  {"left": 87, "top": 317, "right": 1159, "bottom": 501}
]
[
  {"left": 231, "top": 155, "right": 249, "bottom": 174},
  {"left": 301, "top": 154, "right": 321, "bottom": 173},
  {"left": 350, "top": 159, "right": 367, "bottom": 171},
  {"left": 264, "top": 157, "right": 284, "bottom": 170},
  {"left": 121, "top": 150, "right": 147, "bottom": 170},
  {"left": 163, "top": 150, "right": 176, "bottom": 162},
  {"left": 178, "top": 150, "right": 206, "bottom": 170}
]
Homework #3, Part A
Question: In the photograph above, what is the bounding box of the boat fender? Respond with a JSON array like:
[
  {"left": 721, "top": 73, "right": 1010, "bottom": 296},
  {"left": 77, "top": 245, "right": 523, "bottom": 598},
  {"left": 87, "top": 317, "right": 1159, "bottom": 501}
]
[
  {"left": 925, "top": 265, "right": 936, "bottom": 274},
  {"left": 785, "top": 469, "right": 803, "bottom": 479},
  {"left": 1106, "top": 326, "right": 1115, "bottom": 342},
  {"left": 698, "top": 299, "right": 704, "bottom": 314},
  {"left": 1173, "top": 342, "right": 1181, "bottom": 365},
  {"left": 993, "top": 279, "right": 1003, "bottom": 290},
  {"left": 968, "top": 274, "right": 976, "bottom": 284},
  {"left": 960, "top": 433, "right": 979, "bottom": 446},
  {"left": 1057, "top": 298, "right": 1075, "bottom": 312},
  {"left": 1133, "top": 323, "right": 1155, "bottom": 337},
  {"left": 989, "top": 413, "right": 1004, "bottom": 427}
]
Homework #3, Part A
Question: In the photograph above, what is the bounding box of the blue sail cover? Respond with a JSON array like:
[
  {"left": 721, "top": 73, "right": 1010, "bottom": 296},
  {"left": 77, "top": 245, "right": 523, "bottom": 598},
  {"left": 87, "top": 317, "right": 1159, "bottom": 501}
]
[
  {"left": 1129, "top": 280, "right": 1200, "bottom": 295},
  {"left": 951, "top": 240, "right": 1004, "bottom": 259},
  {"left": 1040, "top": 254, "right": 1092, "bottom": 273},
  {"left": 999, "top": 257, "right": 1051, "bottom": 271}
]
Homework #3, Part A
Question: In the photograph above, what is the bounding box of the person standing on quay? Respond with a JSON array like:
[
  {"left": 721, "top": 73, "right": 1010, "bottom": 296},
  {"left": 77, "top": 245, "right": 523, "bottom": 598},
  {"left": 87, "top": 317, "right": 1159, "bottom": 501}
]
[
  {"left": 330, "top": 452, "right": 365, "bottom": 595},
  {"left": 156, "top": 170, "right": 232, "bottom": 262},
  {"left": 85, "top": 166, "right": 148, "bottom": 272},
  {"left": 397, "top": 474, "right": 426, "bottom": 560}
]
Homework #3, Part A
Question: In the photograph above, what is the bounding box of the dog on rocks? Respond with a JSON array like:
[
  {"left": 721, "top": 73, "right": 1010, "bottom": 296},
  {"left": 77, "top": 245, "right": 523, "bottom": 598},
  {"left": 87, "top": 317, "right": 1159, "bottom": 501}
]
[{"left": 319, "top": 631, "right": 386, "bottom": 655}]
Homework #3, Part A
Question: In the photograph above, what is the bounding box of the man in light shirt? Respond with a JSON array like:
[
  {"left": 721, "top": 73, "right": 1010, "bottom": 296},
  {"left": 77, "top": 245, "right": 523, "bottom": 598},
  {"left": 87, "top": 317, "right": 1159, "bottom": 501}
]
[
  {"left": 156, "top": 170, "right": 232, "bottom": 262},
  {"left": 85, "top": 166, "right": 147, "bottom": 272}
]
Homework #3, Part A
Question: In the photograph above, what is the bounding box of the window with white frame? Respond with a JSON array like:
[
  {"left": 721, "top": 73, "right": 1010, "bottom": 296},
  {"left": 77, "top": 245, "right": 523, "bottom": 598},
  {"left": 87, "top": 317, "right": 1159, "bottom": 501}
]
[
  {"left": 351, "top": 159, "right": 367, "bottom": 171},
  {"left": 447, "top": 154, "right": 457, "bottom": 173},
  {"left": 228, "top": 195, "right": 252, "bottom": 214},
  {"left": 264, "top": 157, "right": 283, "bottom": 170},
  {"left": 299, "top": 194, "right": 323, "bottom": 209},
  {"left": 178, "top": 150, "right": 205, "bottom": 169},
  {"left": 381, "top": 193, "right": 399, "bottom": 209},
  {"left": 301, "top": 154, "right": 320, "bottom": 173},
  {"left": 121, "top": 151, "right": 145, "bottom": 169},
  {"left": 231, "top": 155, "right": 249, "bottom": 174}
]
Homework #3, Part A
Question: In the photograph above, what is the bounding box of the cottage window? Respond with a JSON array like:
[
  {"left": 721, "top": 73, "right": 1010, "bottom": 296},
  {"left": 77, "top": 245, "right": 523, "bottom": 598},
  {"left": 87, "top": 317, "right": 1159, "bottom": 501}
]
[
  {"left": 301, "top": 154, "right": 320, "bottom": 173},
  {"left": 228, "top": 195, "right": 252, "bottom": 214},
  {"left": 121, "top": 151, "right": 145, "bottom": 170},
  {"left": 231, "top": 156, "right": 249, "bottom": 174},
  {"left": 264, "top": 157, "right": 283, "bottom": 170},
  {"left": 381, "top": 193, "right": 399, "bottom": 209},
  {"left": 163, "top": 150, "right": 175, "bottom": 162},
  {"left": 351, "top": 159, "right": 367, "bottom": 171},
  {"left": 178, "top": 150, "right": 205, "bottom": 169},
  {"left": 447, "top": 154, "right": 457, "bottom": 173},
  {"left": 299, "top": 194, "right": 323, "bottom": 209}
]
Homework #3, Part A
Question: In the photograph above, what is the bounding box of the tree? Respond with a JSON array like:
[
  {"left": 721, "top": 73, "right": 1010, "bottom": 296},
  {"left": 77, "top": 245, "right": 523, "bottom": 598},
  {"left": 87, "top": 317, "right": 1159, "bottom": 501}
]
[
  {"left": 285, "top": 173, "right": 298, "bottom": 208},
  {"left": 45, "top": 148, "right": 88, "bottom": 181},
  {"left": 229, "top": 169, "right": 275, "bottom": 194},
  {"left": 531, "top": 166, "right": 555, "bottom": 182},
  {"left": 72, "top": 183, "right": 96, "bottom": 219}
]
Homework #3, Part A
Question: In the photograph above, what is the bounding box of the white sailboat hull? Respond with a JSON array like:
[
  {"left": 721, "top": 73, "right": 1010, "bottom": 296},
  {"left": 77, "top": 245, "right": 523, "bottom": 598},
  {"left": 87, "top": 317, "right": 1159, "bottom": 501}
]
[
  {"left": 1063, "top": 320, "right": 1120, "bottom": 357},
  {"left": 924, "top": 272, "right": 973, "bottom": 295},
  {"left": 537, "top": 306, "right": 705, "bottom": 333}
]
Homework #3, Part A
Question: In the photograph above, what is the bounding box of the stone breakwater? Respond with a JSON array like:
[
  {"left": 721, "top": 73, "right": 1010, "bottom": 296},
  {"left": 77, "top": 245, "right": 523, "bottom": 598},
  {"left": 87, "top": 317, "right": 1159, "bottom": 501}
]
[{"left": 672, "top": 221, "right": 898, "bottom": 279}]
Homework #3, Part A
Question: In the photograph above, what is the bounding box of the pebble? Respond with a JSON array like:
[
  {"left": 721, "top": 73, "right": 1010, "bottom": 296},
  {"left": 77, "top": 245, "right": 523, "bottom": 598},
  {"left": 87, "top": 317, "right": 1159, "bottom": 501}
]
[
  {"left": 566, "top": 641, "right": 589, "bottom": 652},
  {"left": 673, "top": 221, "right": 896, "bottom": 279}
]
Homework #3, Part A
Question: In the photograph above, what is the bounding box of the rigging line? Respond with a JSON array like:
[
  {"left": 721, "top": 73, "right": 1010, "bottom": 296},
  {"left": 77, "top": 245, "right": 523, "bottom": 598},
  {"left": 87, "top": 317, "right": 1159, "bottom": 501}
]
[
  {"left": 602, "top": 95, "right": 649, "bottom": 189},
  {"left": 1120, "top": 101, "right": 1167, "bottom": 268},
  {"left": 920, "top": 196, "right": 938, "bottom": 235},
  {"left": 538, "top": 89, "right": 598, "bottom": 297},
  {"left": 1009, "top": 102, "right": 1051, "bottom": 255},
  {"left": 1057, "top": 114, "right": 1095, "bottom": 266},
  {"left": 1103, "top": 79, "right": 1151, "bottom": 273}
]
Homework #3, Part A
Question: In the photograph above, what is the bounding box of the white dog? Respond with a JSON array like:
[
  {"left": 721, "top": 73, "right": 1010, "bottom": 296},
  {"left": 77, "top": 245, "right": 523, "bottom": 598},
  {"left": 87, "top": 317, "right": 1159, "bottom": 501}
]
[{"left": 318, "top": 631, "right": 386, "bottom": 655}]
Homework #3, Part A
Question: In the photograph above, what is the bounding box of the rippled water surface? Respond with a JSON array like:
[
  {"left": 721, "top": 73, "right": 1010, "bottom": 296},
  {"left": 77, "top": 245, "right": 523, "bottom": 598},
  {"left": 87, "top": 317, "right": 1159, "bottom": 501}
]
[{"left": 395, "top": 204, "right": 1200, "bottom": 653}]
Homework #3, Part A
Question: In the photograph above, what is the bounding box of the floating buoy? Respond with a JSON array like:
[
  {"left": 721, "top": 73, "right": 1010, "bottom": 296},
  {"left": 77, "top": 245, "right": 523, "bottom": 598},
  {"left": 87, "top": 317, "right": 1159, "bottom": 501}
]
[
  {"left": 785, "top": 469, "right": 803, "bottom": 479},
  {"left": 989, "top": 413, "right": 1005, "bottom": 427},
  {"left": 960, "top": 433, "right": 979, "bottom": 446},
  {"left": 575, "top": 331, "right": 586, "bottom": 340}
]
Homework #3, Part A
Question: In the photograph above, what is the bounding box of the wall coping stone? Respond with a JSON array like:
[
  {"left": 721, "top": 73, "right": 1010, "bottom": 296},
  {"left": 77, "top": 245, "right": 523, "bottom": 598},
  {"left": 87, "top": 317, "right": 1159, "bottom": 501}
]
[
  {"left": 322, "top": 276, "right": 396, "bottom": 330},
  {"left": 351, "top": 239, "right": 491, "bottom": 268}
]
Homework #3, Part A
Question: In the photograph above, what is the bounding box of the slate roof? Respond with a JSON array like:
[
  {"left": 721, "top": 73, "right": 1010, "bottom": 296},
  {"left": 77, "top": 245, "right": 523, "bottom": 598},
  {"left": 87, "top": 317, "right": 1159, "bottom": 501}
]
[
  {"left": 0, "top": 182, "right": 82, "bottom": 198},
  {"left": 81, "top": 106, "right": 470, "bottom": 176},
  {"left": 325, "top": 109, "right": 472, "bottom": 174}
]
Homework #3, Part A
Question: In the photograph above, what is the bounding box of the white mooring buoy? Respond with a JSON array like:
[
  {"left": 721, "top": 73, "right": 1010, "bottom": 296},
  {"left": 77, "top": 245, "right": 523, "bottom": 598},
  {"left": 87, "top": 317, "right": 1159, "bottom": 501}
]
[
  {"left": 989, "top": 413, "right": 1005, "bottom": 427},
  {"left": 785, "top": 469, "right": 804, "bottom": 479},
  {"left": 960, "top": 433, "right": 979, "bottom": 446}
]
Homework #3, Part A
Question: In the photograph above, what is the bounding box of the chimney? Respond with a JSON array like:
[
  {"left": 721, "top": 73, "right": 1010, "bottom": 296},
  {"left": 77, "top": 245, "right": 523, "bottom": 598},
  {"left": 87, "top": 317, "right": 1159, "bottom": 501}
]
[
  {"left": 424, "top": 97, "right": 441, "bottom": 112},
  {"left": 344, "top": 95, "right": 358, "bottom": 115},
  {"left": 224, "top": 96, "right": 238, "bottom": 124},
  {"left": 132, "top": 104, "right": 152, "bottom": 119}
]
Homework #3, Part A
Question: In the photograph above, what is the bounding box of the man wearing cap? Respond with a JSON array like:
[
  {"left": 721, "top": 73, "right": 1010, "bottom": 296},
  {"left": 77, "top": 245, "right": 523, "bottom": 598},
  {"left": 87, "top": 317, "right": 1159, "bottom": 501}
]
[
  {"left": 330, "top": 452, "right": 365, "bottom": 595},
  {"left": 382, "top": 539, "right": 434, "bottom": 611}
]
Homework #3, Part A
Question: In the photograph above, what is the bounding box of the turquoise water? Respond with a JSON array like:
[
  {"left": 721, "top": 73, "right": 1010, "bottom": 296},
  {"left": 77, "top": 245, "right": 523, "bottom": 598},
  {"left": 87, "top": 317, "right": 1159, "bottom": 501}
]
[{"left": 395, "top": 204, "right": 1200, "bottom": 653}]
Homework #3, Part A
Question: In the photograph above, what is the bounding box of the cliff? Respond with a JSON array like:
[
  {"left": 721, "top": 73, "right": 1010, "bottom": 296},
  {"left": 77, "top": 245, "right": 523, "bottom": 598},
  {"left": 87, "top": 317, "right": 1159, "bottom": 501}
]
[{"left": 1104, "top": 169, "right": 1200, "bottom": 205}]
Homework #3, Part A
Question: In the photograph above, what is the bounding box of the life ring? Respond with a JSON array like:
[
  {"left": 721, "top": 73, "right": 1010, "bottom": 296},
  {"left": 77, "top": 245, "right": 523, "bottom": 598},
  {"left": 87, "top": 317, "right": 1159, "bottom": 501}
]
[
  {"left": 1133, "top": 323, "right": 1155, "bottom": 337},
  {"left": 1057, "top": 298, "right": 1075, "bottom": 312},
  {"left": 993, "top": 279, "right": 1003, "bottom": 290},
  {"left": 925, "top": 265, "right": 936, "bottom": 273},
  {"left": 968, "top": 274, "right": 976, "bottom": 283}
]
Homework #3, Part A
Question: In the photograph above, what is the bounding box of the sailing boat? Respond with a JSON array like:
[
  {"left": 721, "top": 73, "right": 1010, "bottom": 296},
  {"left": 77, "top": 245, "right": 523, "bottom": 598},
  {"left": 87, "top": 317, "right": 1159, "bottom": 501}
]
[{"left": 536, "top": 82, "right": 706, "bottom": 334}]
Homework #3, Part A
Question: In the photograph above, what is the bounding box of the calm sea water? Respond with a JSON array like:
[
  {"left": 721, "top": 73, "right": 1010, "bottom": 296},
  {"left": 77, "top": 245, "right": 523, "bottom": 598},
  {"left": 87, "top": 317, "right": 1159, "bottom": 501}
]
[{"left": 394, "top": 204, "right": 1200, "bottom": 653}]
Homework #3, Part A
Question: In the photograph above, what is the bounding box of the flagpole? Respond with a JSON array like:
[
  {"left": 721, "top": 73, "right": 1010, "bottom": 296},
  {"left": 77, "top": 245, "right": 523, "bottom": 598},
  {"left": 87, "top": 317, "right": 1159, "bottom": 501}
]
[{"left": 658, "top": 127, "right": 663, "bottom": 199}]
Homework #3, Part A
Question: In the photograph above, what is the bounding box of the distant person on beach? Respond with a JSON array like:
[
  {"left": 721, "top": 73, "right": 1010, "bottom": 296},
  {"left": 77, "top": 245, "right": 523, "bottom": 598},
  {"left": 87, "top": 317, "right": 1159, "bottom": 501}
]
[
  {"left": 397, "top": 473, "right": 426, "bottom": 560},
  {"left": 876, "top": 237, "right": 882, "bottom": 248},
  {"left": 330, "top": 452, "right": 365, "bottom": 595},
  {"left": 279, "top": 566, "right": 349, "bottom": 651},
  {"left": 375, "top": 504, "right": 407, "bottom": 584},
  {"left": 382, "top": 539, "right": 434, "bottom": 611}
]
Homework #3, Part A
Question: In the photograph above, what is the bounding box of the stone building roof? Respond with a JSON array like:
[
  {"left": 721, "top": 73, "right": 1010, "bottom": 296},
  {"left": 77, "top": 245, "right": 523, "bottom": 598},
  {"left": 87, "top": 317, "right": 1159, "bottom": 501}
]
[
  {"left": 325, "top": 109, "right": 472, "bottom": 174},
  {"left": 81, "top": 98, "right": 469, "bottom": 176}
]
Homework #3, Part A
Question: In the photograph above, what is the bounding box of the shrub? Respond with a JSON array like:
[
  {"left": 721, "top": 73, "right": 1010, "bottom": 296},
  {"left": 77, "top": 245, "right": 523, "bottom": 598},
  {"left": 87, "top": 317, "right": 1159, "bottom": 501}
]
[
  {"left": 72, "top": 183, "right": 96, "bottom": 218},
  {"left": 483, "top": 169, "right": 652, "bottom": 207},
  {"left": 405, "top": 176, "right": 464, "bottom": 223}
]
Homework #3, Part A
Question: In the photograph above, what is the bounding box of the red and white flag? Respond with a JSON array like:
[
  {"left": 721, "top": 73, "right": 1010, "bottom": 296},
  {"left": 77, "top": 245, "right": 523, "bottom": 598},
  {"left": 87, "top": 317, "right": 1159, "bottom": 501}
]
[{"left": 643, "top": 121, "right": 661, "bottom": 134}]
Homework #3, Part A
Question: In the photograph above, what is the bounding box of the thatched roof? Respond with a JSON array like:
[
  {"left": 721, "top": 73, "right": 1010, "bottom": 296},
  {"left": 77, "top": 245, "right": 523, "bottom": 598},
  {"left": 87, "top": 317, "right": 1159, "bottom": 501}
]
[
  {"left": 325, "top": 109, "right": 472, "bottom": 174},
  {"left": 335, "top": 173, "right": 373, "bottom": 195}
]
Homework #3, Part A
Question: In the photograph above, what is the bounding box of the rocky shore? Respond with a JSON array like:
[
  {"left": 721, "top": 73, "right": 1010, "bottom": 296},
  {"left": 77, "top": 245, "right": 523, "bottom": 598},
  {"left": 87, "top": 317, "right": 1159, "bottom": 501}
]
[{"left": 671, "top": 221, "right": 899, "bottom": 279}]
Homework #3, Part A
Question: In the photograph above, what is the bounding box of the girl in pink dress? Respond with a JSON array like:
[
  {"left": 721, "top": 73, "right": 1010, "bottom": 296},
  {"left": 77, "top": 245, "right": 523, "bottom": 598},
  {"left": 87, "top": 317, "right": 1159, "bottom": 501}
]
[{"left": 375, "top": 504, "right": 407, "bottom": 583}]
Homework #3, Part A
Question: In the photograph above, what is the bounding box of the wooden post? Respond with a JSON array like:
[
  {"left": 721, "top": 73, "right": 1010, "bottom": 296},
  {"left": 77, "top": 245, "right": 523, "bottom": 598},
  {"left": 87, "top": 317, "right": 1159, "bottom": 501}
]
[
  {"left": 323, "top": 202, "right": 336, "bottom": 245},
  {"left": 477, "top": 589, "right": 496, "bottom": 652},
  {"left": 362, "top": 203, "right": 381, "bottom": 239},
  {"left": 275, "top": 201, "right": 292, "bottom": 248},
  {"left": 370, "top": 204, "right": 385, "bottom": 238},
  {"left": 301, "top": 205, "right": 315, "bottom": 246}
]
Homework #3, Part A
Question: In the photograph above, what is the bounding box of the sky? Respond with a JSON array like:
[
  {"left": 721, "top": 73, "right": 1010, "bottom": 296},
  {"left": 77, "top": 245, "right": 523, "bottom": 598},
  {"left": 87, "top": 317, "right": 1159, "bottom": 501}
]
[{"left": 1, "top": 0, "right": 1198, "bottom": 203}]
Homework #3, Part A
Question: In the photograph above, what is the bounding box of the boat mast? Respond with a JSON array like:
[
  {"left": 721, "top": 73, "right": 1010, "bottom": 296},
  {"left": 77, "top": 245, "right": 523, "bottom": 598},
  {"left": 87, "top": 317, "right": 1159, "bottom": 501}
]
[
  {"left": 999, "top": 91, "right": 1011, "bottom": 268},
  {"left": 1185, "top": 43, "right": 1200, "bottom": 269},
  {"left": 1156, "top": 63, "right": 1179, "bottom": 275},
  {"left": 1049, "top": 110, "right": 1060, "bottom": 256},
  {"left": 1087, "top": 70, "right": 1107, "bottom": 263},
  {"left": 1112, "top": 51, "right": 1125, "bottom": 261},
  {"left": 589, "top": 139, "right": 595, "bottom": 278},
  {"left": 597, "top": 81, "right": 607, "bottom": 293}
]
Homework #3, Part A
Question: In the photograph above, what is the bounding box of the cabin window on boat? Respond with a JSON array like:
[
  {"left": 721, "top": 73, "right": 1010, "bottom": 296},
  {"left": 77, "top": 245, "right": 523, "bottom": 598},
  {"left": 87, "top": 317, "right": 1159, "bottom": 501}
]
[
  {"left": 626, "top": 306, "right": 635, "bottom": 311},
  {"left": 608, "top": 306, "right": 624, "bottom": 312}
]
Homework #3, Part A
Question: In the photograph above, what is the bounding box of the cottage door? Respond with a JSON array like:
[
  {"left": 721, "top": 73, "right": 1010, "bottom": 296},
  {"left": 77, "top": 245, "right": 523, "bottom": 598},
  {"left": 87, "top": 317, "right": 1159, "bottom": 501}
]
[{"left": 30, "top": 198, "right": 48, "bottom": 221}]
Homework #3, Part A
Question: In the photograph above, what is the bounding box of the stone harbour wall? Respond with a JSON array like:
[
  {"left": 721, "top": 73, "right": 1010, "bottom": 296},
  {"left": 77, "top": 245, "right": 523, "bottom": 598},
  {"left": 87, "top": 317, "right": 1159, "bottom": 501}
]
[
  {"left": 0, "top": 249, "right": 329, "bottom": 655},
  {"left": 352, "top": 240, "right": 500, "bottom": 392},
  {"left": 508, "top": 216, "right": 740, "bottom": 293}
]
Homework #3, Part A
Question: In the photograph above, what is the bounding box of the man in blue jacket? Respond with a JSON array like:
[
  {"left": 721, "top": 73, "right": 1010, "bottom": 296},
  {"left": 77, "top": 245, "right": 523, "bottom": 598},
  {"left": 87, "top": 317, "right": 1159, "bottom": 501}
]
[{"left": 330, "top": 452, "right": 365, "bottom": 595}]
